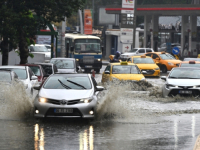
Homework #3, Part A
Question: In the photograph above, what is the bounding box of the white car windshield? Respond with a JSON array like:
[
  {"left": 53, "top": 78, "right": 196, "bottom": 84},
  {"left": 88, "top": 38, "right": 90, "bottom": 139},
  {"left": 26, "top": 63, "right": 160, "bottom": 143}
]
[
  {"left": 50, "top": 59, "right": 74, "bottom": 69},
  {"left": 0, "top": 72, "right": 12, "bottom": 82},
  {"left": 133, "top": 58, "right": 155, "bottom": 64},
  {"left": 112, "top": 65, "right": 140, "bottom": 74},
  {"left": 128, "top": 49, "right": 138, "bottom": 53},
  {"left": 2, "top": 68, "right": 27, "bottom": 79},
  {"left": 44, "top": 76, "right": 92, "bottom": 89},
  {"left": 169, "top": 68, "right": 200, "bottom": 79}
]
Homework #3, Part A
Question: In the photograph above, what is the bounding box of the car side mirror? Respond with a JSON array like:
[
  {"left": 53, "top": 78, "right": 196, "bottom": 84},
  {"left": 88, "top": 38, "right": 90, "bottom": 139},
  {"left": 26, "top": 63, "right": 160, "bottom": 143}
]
[
  {"left": 33, "top": 85, "right": 41, "bottom": 90},
  {"left": 70, "top": 46, "right": 74, "bottom": 52},
  {"left": 105, "top": 71, "right": 110, "bottom": 74},
  {"left": 31, "top": 75, "right": 38, "bottom": 80},
  {"left": 160, "top": 76, "right": 166, "bottom": 81},
  {"left": 96, "top": 86, "right": 104, "bottom": 91}
]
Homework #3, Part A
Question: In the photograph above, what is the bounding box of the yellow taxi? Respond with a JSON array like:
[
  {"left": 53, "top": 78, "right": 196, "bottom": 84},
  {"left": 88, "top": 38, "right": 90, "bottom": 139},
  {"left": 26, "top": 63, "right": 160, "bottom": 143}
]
[
  {"left": 179, "top": 60, "right": 200, "bottom": 67},
  {"left": 144, "top": 52, "right": 182, "bottom": 73},
  {"left": 101, "top": 61, "right": 145, "bottom": 83},
  {"left": 130, "top": 55, "right": 160, "bottom": 77}
]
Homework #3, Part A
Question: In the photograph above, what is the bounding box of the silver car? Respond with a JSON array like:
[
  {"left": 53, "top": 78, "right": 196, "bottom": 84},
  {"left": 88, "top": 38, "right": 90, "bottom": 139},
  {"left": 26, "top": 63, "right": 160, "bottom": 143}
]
[
  {"left": 161, "top": 67, "right": 200, "bottom": 98},
  {"left": 33, "top": 73, "right": 104, "bottom": 119}
]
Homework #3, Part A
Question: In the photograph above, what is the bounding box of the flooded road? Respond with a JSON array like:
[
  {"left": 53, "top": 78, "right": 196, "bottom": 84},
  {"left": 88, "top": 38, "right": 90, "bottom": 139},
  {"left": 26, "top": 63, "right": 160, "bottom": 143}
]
[{"left": 0, "top": 66, "right": 200, "bottom": 150}]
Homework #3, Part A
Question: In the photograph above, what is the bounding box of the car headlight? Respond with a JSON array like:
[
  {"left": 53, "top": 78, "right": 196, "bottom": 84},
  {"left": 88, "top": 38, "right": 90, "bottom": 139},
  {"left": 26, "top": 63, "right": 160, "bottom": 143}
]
[
  {"left": 155, "top": 68, "right": 160, "bottom": 70},
  {"left": 76, "top": 59, "right": 79, "bottom": 61},
  {"left": 168, "top": 62, "right": 174, "bottom": 66},
  {"left": 97, "top": 59, "right": 101, "bottom": 61},
  {"left": 79, "top": 98, "right": 93, "bottom": 103},
  {"left": 140, "top": 78, "right": 146, "bottom": 81},
  {"left": 39, "top": 97, "right": 47, "bottom": 103},
  {"left": 166, "top": 84, "right": 178, "bottom": 89}
]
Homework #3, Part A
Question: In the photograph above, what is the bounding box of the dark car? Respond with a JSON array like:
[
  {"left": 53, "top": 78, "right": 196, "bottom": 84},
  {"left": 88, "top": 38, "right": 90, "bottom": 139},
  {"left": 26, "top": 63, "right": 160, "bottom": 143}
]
[
  {"left": 33, "top": 62, "right": 58, "bottom": 76},
  {"left": 19, "top": 64, "right": 48, "bottom": 84},
  {"left": 50, "top": 58, "right": 78, "bottom": 73}
]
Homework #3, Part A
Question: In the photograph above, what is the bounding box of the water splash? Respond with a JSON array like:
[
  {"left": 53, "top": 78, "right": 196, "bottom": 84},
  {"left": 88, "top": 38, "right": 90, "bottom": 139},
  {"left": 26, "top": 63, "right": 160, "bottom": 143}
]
[{"left": 0, "top": 81, "right": 34, "bottom": 120}]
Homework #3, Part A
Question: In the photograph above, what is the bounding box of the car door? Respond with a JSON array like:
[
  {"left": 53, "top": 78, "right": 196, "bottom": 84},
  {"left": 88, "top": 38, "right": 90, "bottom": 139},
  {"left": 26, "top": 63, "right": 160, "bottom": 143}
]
[
  {"left": 102, "top": 65, "right": 111, "bottom": 82},
  {"left": 136, "top": 49, "right": 145, "bottom": 56},
  {"left": 152, "top": 54, "right": 161, "bottom": 66}
]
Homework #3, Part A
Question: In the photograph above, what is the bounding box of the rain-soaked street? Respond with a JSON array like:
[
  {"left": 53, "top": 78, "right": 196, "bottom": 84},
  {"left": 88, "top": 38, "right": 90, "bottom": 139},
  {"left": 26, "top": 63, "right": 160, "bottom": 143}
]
[{"left": 0, "top": 66, "right": 200, "bottom": 150}]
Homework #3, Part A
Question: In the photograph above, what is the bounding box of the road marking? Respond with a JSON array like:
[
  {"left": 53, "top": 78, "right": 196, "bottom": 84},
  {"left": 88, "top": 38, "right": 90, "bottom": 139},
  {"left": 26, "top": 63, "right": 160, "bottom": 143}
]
[{"left": 193, "top": 135, "right": 200, "bottom": 150}]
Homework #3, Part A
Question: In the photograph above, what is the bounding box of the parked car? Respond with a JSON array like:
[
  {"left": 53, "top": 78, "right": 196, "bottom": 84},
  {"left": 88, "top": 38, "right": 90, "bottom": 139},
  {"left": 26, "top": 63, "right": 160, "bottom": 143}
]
[
  {"left": 33, "top": 73, "right": 104, "bottom": 119},
  {"left": 161, "top": 67, "right": 200, "bottom": 98},
  {"left": 144, "top": 51, "right": 182, "bottom": 73},
  {"left": 28, "top": 44, "right": 51, "bottom": 62},
  {"left": 50, "top": 58, "right": 78, "bottom": 73},
  {"left": 0, "top": 66, "right": 38, "bottom": 96},
  {"left": 33, "top": 62, "right": 58, "bottom": 76},
  {"left": 19, "top": 64, "right": 48, "bottom": 85},
  {"left": 121, "top": 48, "right": 154, "bottom": 58}
]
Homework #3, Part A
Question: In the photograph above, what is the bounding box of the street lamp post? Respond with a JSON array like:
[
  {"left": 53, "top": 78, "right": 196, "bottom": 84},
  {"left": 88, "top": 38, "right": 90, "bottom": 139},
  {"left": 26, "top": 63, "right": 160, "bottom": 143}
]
[{"left": 132, "top": 0, "right": 137, "bottom": 48}]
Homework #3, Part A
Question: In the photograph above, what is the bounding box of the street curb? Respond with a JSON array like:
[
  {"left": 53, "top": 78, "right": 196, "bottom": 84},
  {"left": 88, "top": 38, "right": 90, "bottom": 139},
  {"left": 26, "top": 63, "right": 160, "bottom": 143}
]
[{"left": 193, "top": 135, "right": 200, "bottom": 150}]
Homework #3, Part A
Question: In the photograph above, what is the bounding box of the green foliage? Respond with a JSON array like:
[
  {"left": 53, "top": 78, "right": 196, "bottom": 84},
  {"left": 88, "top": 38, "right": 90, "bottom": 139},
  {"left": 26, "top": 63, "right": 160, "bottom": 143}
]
[{"left": 15, "top": 50, "right": 34, "bottom": 58}]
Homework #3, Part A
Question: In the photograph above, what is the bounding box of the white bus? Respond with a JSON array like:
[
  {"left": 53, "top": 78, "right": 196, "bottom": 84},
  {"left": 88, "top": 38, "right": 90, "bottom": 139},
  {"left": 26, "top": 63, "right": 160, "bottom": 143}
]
[{"left": 65, "top": 33, "right": 103, "bottom": 73}]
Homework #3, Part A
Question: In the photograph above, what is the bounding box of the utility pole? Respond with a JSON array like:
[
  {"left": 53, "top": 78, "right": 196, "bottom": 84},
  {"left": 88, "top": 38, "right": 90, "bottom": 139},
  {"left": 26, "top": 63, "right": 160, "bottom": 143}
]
[
  {"left": 93, "top": 0, "right": 94, "bottom": 27},
  {"left": 61, "top": 17, "right": 66, "bottom": 57},
  {"left": 79, "top": 10, "right": 84, "bottom": 34},
  {"left": 132, "top": 0, "right": 137, "bottom": 48}
]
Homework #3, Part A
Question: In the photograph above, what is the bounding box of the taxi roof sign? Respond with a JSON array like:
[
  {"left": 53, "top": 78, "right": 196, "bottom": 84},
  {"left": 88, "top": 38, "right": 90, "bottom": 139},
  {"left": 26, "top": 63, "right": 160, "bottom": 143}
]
[
  {"left": 141, "top": 55, "right": 146, "bottom": 58},
  {"left": 189, "top": 61, "right": 196, "bottom": 64},
  {"left": 120, "top": 61, "right": 128, "bottom": 65},
  {"left": 161, "top": 51, "right": 166, "bottom": 54}
]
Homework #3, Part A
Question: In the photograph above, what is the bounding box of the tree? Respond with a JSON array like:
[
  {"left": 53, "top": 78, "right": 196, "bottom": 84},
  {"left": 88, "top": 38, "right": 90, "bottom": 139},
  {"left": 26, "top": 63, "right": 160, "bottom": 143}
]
[{"left": 0, "top": 0, "right": 86, "bottom": 64}]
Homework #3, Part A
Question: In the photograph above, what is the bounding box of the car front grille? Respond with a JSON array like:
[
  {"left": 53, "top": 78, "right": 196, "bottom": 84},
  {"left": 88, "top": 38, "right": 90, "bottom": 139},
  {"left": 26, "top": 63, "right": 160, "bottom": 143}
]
[
  {"left": 83, "top": 56, "right": 94, "bottom": 64},
  {"left": 45, "top": 108, "right": 82, "bottom": 117},
  {"left": 47, "top": 99, "right": 80, "bottom": 105},
  {"left": 169, "top": 89, "right": 200, "bottom": 97},
  {"left": 141, "top": 69, "right": 155, "bottom": 75}
]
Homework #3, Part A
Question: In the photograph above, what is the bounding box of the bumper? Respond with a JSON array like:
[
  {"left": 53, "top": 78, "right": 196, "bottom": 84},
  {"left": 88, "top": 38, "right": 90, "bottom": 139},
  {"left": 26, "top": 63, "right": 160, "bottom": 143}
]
[
  {"left": 34, "top": 99, "right": 97, "bottom": 118},
  {"left": 162, "top": 86, "right": 200, "bottom": 97},
  {"left": 143, "top": 70, "right": 160, "bottom": 77}
]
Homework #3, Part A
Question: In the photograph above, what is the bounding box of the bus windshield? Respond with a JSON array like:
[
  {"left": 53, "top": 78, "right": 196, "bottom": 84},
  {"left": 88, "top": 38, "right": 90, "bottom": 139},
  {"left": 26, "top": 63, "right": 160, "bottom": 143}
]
[{"left": 74, "top": 39, "right": 101, "bottom": 53}]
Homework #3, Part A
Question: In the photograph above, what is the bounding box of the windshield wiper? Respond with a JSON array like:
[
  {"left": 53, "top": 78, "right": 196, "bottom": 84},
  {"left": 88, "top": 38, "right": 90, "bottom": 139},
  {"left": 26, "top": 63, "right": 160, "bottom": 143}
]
[
  {"left": 58, "top": 79, "right": 71, "bottom": 89},
  {"left": 67, "top": 80, "right": 86, "bottom": 89},
  {"left": 169, "top": 76, "right": 177, "bottom": 78}
]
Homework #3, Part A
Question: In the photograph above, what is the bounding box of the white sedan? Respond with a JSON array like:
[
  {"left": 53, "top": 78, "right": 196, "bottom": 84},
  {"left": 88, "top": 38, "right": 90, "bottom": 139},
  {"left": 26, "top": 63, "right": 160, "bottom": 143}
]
[
  {"left": 161, "top": 67, "right": 200, "bottom": 98},
  {"left": 0, "top": 66, "right": 38, "bottom": 97}
]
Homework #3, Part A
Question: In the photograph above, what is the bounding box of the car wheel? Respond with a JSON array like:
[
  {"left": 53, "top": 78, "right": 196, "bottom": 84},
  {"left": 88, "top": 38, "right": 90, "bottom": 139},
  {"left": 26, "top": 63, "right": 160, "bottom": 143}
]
[
  {"left": 94, "top": 69, "right": 100, "bottom": 74},
  {"left": 161, "top": 65, "right": 167, "bottom": 73}
]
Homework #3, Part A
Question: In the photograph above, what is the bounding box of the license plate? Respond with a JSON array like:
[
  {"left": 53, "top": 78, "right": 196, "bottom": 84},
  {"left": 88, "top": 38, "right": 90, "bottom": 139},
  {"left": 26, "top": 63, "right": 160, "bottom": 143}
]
[
  {"left": 179, "top": 90, "right": 192, "bottom": 94},
  {"left": 54, "top": 109, "right": 73, "bottom": 113},
  {"left": 85, "top": 66, "right": 92, "bottom": 68}
]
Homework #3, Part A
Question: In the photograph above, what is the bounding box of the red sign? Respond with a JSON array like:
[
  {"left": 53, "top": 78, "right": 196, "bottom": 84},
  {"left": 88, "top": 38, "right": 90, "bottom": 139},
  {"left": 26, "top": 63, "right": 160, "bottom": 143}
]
[{"left": 84, "top": 9, "right": 93, "bottom": 34}]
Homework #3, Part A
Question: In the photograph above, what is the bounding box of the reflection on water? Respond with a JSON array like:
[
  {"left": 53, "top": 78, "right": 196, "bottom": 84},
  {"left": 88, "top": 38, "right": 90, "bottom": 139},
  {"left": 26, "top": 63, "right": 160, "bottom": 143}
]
[
  {"left": 34, "top": 124, "right": 45, "bottom": 150},
  {"left": 192, "top": 116, "right": 196, "bottom": 138},
  {"left": 79, "top": 125, "right": 94, "bottom": 150},
  {"left": 174, "top": 120, "right": 178, "bottom": 150}
]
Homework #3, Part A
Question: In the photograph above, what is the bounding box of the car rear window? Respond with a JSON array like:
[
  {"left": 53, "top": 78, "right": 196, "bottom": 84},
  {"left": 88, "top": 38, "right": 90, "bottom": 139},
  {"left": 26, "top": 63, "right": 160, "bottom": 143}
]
[
  {"left": 41, "top": 65, "right": 53, "bottom": 75},
  {"left": 112, "top": 65, "right": 140, "bottom": 74},
  {"left": 50, "top": 59, "right": 74, "bottom": 69},
  {"left": 133, "top": 58, "right": 155, "bottom": 64},
  {"left": 29, "top": 66, "right": 41, "bottom": 76},
  {"left": 6, "top": 69, "right": 27, "bottom": 79}
]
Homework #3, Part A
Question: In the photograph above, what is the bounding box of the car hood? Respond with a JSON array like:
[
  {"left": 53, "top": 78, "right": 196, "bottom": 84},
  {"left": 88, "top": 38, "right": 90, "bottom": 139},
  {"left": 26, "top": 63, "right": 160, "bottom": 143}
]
[
  {"left": 57, "top": 69, "right": 76, "bottom": 73},
  {"left": 167, "top": 79, "right": 200, "bottom": 86},
  {"left": 136, "top": 64, "right": 159, "bottom": 69},
  {"left": 40, "top": 89, "right": 94, "bottom": 100},
  {"left": 165, "top": 60, "right": 181, "bottom": 64},
  {"left": 111, "top": 74, "right": 144, "bottom": 81}
]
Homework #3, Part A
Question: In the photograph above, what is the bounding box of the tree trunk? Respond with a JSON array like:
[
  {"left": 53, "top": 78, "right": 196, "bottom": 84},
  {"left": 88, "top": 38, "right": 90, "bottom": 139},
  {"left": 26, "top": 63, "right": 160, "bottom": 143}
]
[
  {"left": 0, "top": 38, "right": 9, "bottom": 65},
  {"left": 18, "top": 28, "right": 29, "bottom": 64}
]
